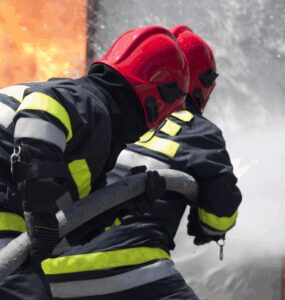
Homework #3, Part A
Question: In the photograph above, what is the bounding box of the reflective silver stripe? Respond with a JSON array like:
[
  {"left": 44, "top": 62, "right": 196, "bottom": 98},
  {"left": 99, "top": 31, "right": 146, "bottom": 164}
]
[
  {"left": 200, "top": 223, "right": 227, "bottom": 236},
  {"left": 0, "top": 102, "right": 16, "bottom": 128},
  {"left": 50, "top": 260, "right": 177, "bottom": 298},
  {"left": 117, "top": 149, "right": 170, "bottom": 170},
  {"left": 14, "top": 118, "right": 66, "bottom": 151},
  {"left": 0, "top": 85, "right": 29, "bottom": 102}
]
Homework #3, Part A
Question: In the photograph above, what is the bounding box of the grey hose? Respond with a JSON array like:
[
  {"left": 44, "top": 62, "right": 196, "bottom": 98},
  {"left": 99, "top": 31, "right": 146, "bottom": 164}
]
[{"left": 0, "top": 169, "right": 197, "bottom": 281}]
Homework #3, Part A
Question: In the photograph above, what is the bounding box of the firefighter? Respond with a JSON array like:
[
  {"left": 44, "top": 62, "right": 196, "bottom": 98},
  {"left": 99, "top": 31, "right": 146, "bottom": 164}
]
[
  {"left": 0, "top": 26, "right": 189, "bottom": 300},
  {"left": 44, "top": 25, "right": 242, "bottom": 300}
]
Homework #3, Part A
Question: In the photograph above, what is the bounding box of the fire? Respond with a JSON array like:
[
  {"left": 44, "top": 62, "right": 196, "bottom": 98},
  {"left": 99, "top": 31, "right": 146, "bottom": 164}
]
[{"left": 0, "top": 0, "right": 87, "bottom": 87}]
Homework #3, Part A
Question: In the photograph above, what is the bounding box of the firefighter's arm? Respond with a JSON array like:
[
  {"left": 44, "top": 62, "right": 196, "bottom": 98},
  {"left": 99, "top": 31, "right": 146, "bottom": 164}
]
[
  {"left": 185, "top": 118, "right": 242, "bottom": 244},
  {"left": 11, "top": 90, "right": 73, "bottom": 266}
]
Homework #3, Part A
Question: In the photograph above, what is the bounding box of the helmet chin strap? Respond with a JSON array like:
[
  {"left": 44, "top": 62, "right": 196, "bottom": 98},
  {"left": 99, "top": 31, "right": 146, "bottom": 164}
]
[{"left": 138, "top": 119, "right": 167, "bottom": 144}]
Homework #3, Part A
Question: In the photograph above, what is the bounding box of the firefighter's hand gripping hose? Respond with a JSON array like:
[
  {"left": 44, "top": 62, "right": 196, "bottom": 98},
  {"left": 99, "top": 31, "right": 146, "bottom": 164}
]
[
  {"left": 123, "top": 166, "right": 166, "bottom": 215},
  {"left": 0, "top": 169, "right": 198, "bottom": 281},
  {"left": 187, "top": 207, "right": 226, "bottom": 260}
]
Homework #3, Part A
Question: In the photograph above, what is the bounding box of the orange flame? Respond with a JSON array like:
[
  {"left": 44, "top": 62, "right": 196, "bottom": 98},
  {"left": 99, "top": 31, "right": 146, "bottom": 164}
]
[{"left": 0, "top": 0, "right": 87, "bottom": 87}]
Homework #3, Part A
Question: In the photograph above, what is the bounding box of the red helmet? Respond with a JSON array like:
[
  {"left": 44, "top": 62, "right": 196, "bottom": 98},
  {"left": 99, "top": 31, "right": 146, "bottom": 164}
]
[
  {"left": 170, "top": 25, "right": 218, "bottom": 111},
  {"left": 94, "top": 26, "right": 189, "bottom": 128}
]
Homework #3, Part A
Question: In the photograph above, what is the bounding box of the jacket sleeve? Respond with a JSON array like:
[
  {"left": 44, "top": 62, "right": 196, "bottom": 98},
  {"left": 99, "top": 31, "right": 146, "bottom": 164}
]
[
  {"left": 13, "top": 80, "right": 92, "bottom": 154},
  {"left": 184, "top": 115, "right": 242, "bottom": 235},
  {"left": 11, "top": 80, "right": 102, "bottom": 208}
]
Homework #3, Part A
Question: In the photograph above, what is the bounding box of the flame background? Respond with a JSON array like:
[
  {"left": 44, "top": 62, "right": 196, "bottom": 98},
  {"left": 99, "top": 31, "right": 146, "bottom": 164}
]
[{"left": 0, "top": 0, "right": 86, "bottom": 87}]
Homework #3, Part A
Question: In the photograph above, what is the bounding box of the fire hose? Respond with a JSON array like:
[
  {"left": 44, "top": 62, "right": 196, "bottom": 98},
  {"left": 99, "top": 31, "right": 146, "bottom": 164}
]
[{"left": 0, "top": 169, "right": 198, "bottom": 281}]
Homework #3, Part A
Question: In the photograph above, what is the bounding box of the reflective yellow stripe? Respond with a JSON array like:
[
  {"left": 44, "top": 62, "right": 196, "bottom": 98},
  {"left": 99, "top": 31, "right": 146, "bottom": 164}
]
[
  {"left": 114, "top": 218, "right": 121, "bottom": 226},
  {"left": 68, "top": 159, "right": 92, "bottom": 199},
  {"left": 137, "top": 130, "right": 155, "bottom": 143},
  {"left": 135, "top": 136, "right": 180, "bottom": 158},
  {"left": 0, "top": 85, "right": 29, "bottom": 102},
  {"left": 171, "top": 110, "right": 193, "bottom": 122},
  {"left": 198, "top": 208, "right": 238, "bottom": 231},
  {"left": 159, "top": 119, "right": 181, "bottom": 136},
  {"left": 104, "top": 217, "right": 122, "bottom": 231},
  {"left": 17, "top": 92, "right": 73, "bottom": 141},
  {"left": 42, "top": 247, "right": 170, "bottom": 275},
  {"left": 0, "top": 212, "right": 26, "bottom": 233}
]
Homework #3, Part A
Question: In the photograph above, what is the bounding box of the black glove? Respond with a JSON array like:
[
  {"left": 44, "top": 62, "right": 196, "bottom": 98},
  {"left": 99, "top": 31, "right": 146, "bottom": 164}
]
[
  {"left": 187, "top": 207, "right": 224, "bottom": 246},
  {"left": 124, "top": 166, "right": 166, "bottom": 215},
  {"left": 24, "top": 212, "right": 59, "bottom": 267},
  {"left": 21, "top": 178, "right": 65, "bottom": 267}
]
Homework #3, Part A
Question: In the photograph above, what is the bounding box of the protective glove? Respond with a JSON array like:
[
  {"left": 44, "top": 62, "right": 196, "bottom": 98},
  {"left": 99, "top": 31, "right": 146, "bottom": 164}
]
[
  {"left": 187, "top": 207, "right": 225, "bottom": 246},
  {"left": 24, "top": 212, "right": 59, "bottom": 267},
  {"left": 124, "top": 166, "right": 166, "bottom": 215},
  {"left": 21, "top": 178, "right": 65, "bottom": 267}
]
